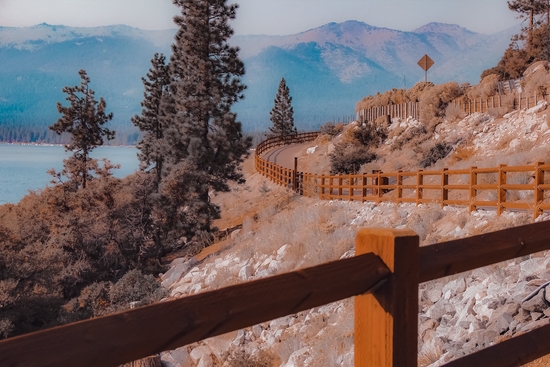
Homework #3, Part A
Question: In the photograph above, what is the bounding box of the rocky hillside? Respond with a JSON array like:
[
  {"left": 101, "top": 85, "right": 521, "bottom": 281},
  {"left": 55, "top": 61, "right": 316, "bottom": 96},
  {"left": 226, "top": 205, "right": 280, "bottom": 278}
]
[{"left": 155, "top": 88, "right": 550, "bottom": 366}]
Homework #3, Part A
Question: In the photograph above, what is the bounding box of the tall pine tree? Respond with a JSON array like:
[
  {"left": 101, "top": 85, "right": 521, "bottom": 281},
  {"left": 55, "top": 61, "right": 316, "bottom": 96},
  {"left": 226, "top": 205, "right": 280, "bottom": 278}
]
[
  {"left": 50, "top": 70, "right": 114, "bottom": 189},
  {"left": 132, "top": 53, "right": 171, "bottom": 189},
  {"left": 268, "top": 77, "right": 297, "bottom": 139},
  {"left": 158, "top": 0, "right": 251, "bottom": 247},
  {"left": 508, "top": 0, "right": 550, "bottom": 47}
]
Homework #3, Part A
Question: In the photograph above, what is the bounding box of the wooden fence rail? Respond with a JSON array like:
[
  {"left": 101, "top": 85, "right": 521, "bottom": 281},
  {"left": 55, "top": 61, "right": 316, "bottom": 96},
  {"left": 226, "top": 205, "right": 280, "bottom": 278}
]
[
  {"left": 451, "top": 92, "right": 550, "bottom": 115},
  {"left": 256, "top": 137, "right": 550, "bottom": 219},
  {"left": 4, "top": 222, "right": 550, "bottom": 366},
  {"left": 356, "top": 101, "right": 420, "bottom": 122}
]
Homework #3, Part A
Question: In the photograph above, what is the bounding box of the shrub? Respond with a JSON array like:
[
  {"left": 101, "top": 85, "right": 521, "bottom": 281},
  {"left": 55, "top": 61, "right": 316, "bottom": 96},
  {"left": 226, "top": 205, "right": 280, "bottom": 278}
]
[
  {"left": 445, "top": 103, "right": 465, "bottom": 122},
  {"left": 227, "top": 349, "right": 278, "bottom": 367},
  {"left": 467, "top": 74, "right": 499, "bottom": 100},
  {"left": 419, "top": 82, "right": 463, "bottom": 129},
  {"left": 330, "top": 143, "right": 376, "bottom": 174},
  {"left": 420, "top": 142, "right": 454, "bottom": 168},
  {"left": 353, "top": 120, "right": 388, "bottom": 146},
  {"left": 319, "top": 121, "right": 343, "bottom": 136}
]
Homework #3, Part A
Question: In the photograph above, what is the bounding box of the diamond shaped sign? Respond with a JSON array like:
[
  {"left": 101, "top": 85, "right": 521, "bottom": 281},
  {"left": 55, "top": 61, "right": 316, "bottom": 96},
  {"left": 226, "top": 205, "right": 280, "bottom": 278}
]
[{"left": 417, "top": 54, "right": 434, "bottom": 71}]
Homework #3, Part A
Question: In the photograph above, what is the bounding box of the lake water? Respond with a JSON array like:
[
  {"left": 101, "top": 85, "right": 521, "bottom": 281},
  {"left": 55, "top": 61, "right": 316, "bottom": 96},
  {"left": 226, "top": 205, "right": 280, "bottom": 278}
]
[{"left": 0, "top": 144, "right": 139, "bottom": 205}]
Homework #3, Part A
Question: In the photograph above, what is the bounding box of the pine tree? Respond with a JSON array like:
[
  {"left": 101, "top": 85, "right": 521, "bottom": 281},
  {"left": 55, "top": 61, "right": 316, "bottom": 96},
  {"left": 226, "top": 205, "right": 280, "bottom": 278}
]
[
  {"left": 159, "top": 0, "right": 251, "bottom": 246},
  {"left": 508, "top": 0, "right": 549, "bottom": 47},
  {"left": 268, "top": 78, "right": 297, "bottom": 139},
  {"left": 132, "top": 53, "right": 171, "bottom": 189},
  {"left": 50, "top": 70, "right": 114, "bottom": 189}
]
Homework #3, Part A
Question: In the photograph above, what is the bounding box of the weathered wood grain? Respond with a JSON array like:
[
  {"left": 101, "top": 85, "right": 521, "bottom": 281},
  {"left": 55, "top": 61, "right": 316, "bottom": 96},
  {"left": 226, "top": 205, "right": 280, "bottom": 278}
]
[
  {"left": 355, "top": 228, "right": 419, "bottom": 367},
  {"left": 443, "top": 322, "right": 550, "bottom": 367},
  {"left": 0, "top": 252, "right": 389, "bottom": 367},
  {"left": 419, "top": 220, "right": 550, "bottom": 283}
]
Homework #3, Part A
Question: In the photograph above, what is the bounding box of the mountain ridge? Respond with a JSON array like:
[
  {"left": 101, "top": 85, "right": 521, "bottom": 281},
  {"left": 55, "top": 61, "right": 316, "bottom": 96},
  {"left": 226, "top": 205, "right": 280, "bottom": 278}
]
[{"left": 0, "top": 20, "right": 519, "bottom": 140}]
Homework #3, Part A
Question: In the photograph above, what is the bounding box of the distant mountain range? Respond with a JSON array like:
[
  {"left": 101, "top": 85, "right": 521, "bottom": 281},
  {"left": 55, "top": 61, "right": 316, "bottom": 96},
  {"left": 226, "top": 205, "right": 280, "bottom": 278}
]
[{"left": 0, "top": 21, "right": 518, "bottom": 142}]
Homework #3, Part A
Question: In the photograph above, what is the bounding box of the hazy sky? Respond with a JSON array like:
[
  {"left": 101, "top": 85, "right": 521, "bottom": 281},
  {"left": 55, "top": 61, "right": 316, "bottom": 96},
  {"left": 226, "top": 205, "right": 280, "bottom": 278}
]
[{"left": 0, "top": 0, "right": 520, "bottom": 35}]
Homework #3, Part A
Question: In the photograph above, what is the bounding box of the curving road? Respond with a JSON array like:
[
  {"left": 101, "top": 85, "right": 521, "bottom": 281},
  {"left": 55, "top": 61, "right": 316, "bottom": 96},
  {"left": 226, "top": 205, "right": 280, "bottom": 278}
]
[{"left": 261, "top": 143, "right": 310, "bottom": 170}]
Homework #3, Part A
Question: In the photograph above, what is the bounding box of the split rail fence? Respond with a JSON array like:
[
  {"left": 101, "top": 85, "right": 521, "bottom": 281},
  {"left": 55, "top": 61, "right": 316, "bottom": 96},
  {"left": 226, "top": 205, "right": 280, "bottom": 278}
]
[
  {"left": 356, "top": 89, "right": 549, "bottom": 123},
  {"left": 256, "top": 132, "right": 550, "bottom": 219},
  {"left": 356, "top": 101, "right": 420, "bottom": 122},
  {"left": 450, "top": 92, "right": 550, "bottom": 115},
  {"left": 3, "top": 222, "right": 550, "bottom": 366}
]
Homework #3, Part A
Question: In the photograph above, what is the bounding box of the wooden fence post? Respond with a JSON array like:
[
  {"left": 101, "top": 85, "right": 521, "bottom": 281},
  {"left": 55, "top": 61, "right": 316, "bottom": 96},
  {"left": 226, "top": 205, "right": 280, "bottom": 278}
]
[
  {"left": 396, "top": 171, "right": 403, "bottom": 204},
  {"left": 498, "top": 164, "right": 506, "bottom": 215},
  {"left": 355, "top": 228, "right": 419, "bottom": 367},
  {"left": 442, "top": 168, "right": 448, "bottom": 208},
  {"left": 470, "top": 166, "right": 477, "bottom": 213},
  {"left": 535, "top": 162, "right": 544, "bottom": 219},
  {"left": 416, "top": 170, "right": 423, "bottom": 205},
  {"left": 293, "top": 157, "right": 298, "bottom": 192}
]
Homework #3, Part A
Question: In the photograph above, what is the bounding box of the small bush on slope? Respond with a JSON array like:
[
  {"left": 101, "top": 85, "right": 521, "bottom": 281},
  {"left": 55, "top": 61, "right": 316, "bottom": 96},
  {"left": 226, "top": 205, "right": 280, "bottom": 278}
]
[
  {"left": 329, "top": 120, "right": 387, "bottom": 174},
  {"left": 421, "top": 142, "right": 454, "bottom": 168}
]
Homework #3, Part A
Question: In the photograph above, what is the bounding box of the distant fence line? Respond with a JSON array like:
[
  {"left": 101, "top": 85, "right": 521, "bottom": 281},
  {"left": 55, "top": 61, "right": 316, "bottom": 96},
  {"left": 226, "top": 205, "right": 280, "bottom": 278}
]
[
  {"left": 451, "top": 92, "right": 550, "bottom": 115},
  {"left": 256, "top": 132, "right": 550, "bottom": 219},
  {"left": 356, "top": 101, "right": 420, "bottom": 122}
]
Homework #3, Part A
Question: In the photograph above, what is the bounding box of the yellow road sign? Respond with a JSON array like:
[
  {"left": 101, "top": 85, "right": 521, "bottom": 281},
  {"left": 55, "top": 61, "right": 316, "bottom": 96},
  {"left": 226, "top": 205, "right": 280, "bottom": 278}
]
[{"left": 417, "top": 54, "right": 434, "bottom": 71}]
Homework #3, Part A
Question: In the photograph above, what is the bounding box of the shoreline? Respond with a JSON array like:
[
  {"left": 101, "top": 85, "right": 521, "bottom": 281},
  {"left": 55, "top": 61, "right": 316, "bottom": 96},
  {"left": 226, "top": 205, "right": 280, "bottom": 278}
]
[{"left": 0, "top": 142, "right": 137, "bottom": 148}]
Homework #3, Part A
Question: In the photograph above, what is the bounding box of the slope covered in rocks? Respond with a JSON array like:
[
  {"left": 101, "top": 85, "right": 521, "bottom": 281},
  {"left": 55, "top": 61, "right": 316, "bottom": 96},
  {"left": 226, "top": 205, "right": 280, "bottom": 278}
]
[{"left": 158, "top": 99, "right": 550, "bottom": 366}]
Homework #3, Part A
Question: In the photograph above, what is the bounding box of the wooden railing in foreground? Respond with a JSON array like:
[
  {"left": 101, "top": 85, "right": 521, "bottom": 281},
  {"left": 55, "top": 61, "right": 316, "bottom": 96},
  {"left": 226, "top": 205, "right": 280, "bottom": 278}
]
[
  {"left": 256, "top": 138, "right": 550, "bottom": 219},
  {"left": 3, "top": 222, "right": 550, "bottom": 366}
]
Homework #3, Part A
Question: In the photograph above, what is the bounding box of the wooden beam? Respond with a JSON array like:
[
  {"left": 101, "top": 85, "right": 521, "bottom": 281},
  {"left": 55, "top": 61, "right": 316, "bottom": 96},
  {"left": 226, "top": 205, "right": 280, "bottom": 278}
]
[
  {"left": 355, "top": 228, "right": 419, "bottom": 367},
  {"left": 419, "top": 220, "right": 550, "bottom": 283},
  {"left": 0, "top": 253, "right": 390, "bottom": 367},
  {"left": 443, "top": 322, "right": 550, "bottom": 367}
]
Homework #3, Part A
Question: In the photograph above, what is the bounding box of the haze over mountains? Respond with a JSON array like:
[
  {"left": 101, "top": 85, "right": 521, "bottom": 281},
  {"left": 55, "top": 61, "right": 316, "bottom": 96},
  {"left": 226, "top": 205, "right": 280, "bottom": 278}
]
[{"left": 0, "top": 21, "right": 518, "bottom": 142}]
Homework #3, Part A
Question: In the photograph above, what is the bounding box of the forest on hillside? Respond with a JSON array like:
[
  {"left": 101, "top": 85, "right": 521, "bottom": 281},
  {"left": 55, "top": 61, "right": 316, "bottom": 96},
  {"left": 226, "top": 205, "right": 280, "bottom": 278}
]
[{"left": 0, "top": 0, "right": 250, "bottom": 340}]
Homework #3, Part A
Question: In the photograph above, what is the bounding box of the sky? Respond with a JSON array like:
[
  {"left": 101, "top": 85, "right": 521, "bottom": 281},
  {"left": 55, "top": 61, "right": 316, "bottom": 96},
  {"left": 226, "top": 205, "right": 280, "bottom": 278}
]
[{"left": 0, "top": 0, "right": 520, "bottom": 35}]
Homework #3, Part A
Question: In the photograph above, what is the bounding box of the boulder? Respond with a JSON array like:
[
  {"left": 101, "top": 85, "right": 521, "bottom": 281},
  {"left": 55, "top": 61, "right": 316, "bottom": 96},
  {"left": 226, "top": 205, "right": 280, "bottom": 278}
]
[
  {"left": 197, "top": 354, "right": 213, "bottom": 367},
  {"left": 190, "top": 346, "right": 212, "bottom": 365},
  {"left": 238, "top": 265, "right": 253, "bottom": 280},
  {"left": 252, "top": 325, "right": 263, "bottom": 339},
  {"left": 522, "top": 289, "right": 548, "bottom": 312}
]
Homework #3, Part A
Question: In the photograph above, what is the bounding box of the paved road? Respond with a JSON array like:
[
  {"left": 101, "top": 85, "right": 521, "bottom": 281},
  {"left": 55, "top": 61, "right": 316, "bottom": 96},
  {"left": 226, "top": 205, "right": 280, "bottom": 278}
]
[{"left": 261, "top": 143, "right": 310, "bottom": 169}]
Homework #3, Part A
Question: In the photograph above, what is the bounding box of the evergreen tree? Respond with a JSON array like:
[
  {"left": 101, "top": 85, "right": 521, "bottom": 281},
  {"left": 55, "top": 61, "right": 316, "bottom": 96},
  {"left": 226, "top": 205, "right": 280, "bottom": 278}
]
[
  {"left": 508, "top": 0, "right": 549, "bottom": 47},
  {"left": 132, "top": 53, "right": 171, "bottom": 189},
  {"left": 268, "top": 77, "right": 297, "bottom": 139},
  {"left": 159, "top": 0, "right": 251, "bottom": 247},
  {"left": 50, "top": 70, "right": 114, "bottom": 189}
]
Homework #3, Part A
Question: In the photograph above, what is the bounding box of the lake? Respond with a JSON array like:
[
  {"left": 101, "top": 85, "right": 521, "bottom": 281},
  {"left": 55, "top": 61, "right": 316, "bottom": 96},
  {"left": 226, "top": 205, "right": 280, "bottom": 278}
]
[{"left": 0, "top": 144, "right": 139, "bottom": 205}]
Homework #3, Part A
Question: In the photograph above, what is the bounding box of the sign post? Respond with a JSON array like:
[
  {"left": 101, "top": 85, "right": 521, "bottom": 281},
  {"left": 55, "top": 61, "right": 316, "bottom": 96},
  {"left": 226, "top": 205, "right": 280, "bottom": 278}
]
[{"left": 417, "top": 54, "right": 434, "bottom": 83}]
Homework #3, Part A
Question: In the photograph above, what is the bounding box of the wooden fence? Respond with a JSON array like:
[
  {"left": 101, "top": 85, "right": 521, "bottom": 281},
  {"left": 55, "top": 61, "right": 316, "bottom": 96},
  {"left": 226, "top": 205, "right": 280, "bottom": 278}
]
[
  {"left": 3, "top": 222, "right": 550, "bottom": 366},
  {"left": 256, "top": 135, "right": 550, "bottom": 219},
  {"left": 450, "top": 92, "right": 550, "bottom": 115},
  {"left": 356, "top": 101, "right": 420, "bottom": 122}
]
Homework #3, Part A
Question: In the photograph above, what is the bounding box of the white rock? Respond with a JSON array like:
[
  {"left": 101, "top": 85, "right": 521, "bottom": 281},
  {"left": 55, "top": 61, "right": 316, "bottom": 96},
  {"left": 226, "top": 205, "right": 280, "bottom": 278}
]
[
  {"left": 162, "top": 261, "right": 194, "bottom": 288},
  {"left": 197, "top": 354, "right": 213, "bottom": 367},
  {"left": 270, "top": 316, "right": 292, "bottom": 330},
  {"left": 224, "top": 229, "right": 239, "bottom": 240},
  {"left": 282, "top": 347, "right": 311, "bottom": 367},
  {"left": 306, "top": 146, "right": 318, "bottom": 155},
  {"left": 190, "top": 346, "right": 211, "bottom": 364},
  {"left": 276, "top": 244, "right": 289, "bottom": 260},
  {"left": 252, "top": 325, "right": 262, "bottom": 338},
  {"left": 232, "top": 330, "right": 245, "bottom": 347},
  {"left": 238, "top": 265, "right": 253, "bottom": 280},
  {"left": 427, "top": 289, "right": 442, "bottom": 303}
]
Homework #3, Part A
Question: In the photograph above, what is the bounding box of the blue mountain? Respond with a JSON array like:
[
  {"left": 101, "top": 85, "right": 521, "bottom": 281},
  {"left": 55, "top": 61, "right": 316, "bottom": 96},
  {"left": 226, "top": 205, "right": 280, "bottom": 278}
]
[{"left": 0, "top": 21, "right": 518, "bottom": 142}]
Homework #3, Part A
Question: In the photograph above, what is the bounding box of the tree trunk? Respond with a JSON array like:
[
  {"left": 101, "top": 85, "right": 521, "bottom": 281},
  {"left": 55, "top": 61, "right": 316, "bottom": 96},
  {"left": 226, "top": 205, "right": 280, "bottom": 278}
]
[
  {"left": 530, "top": 8, "right": 534, "bottom": 49},
  {"left": 120, "top": 354, "right": 162, "bottom": 367}
]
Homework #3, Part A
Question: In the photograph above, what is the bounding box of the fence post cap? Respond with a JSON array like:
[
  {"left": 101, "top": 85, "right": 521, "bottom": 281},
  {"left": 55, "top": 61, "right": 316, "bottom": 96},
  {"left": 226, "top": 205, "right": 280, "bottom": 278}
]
[{"left": 356, "top": 228, "right": 418, "bottom": 239}]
